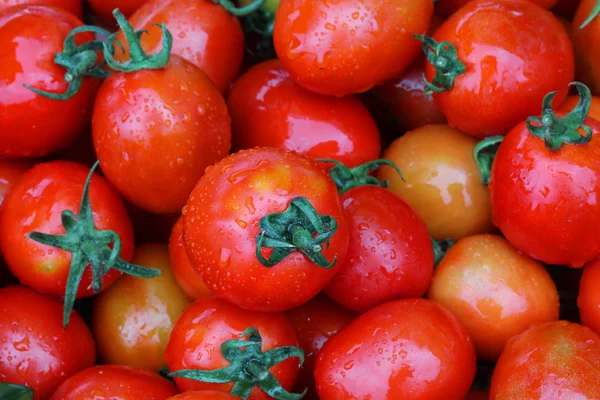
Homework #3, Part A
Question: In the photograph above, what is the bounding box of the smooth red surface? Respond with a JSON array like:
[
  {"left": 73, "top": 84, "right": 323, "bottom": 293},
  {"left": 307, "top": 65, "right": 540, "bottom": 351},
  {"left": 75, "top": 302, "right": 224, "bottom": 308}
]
[
  {"left": 93, "top": 56, "right": 231, "bottom": 214},
  {"left": 285, "top": 294, "right": 357, "bottom": 399},
  {"left": 164, "top": 297, "right": 300, "bottom": 398},
  {"left": 89, "top": 0, "right": 148, "bottom": 20},
  {"left": 183, "top": 148, "right": 349, "bottom": 312},
  {"left": 0, "top": 6, "right": 98, "bottom": 158},
  {"left": 436, "top": 0, "right": 557, "bottom": 15},
  {"left": 0, "top": 286, "right": 95, "bottom": 400},
  {"left": 578, "top": 260, "right": 600, "bottom": 336},
  {"left": 315, "top": 298, "right": 476, "bottom": 400},
  {"left": 490, "top": 115, "right": 600, "bottom": 268},
  {"left": 50, "top": 365, "right": 178, "bottom": 400},
  {"left": 273, "top": 0, "right": 433, "bottom": 97},
  {"left": 325, "top": 186, "right": 434, "bottom": 312},
  {"left": 228, "top": 60, "right": 381, "bottom": 168},
  {"left": 491, "top": 321, "right": 600, "bottom": 399},
  {"left": 168, "top": 392, "right": 240, "bottom": 400},
  {"left": 0, "top": 160, "right": 30, "bottom": 209},
  {"left": 0, "top": 0, "right": 82, "bottom": 17},
  {"left": 573, "top": 0, "right": 600, "bottom": 96},
  {"left": 560, "top": 95, "right": 600, "bottom": 122},
  {"left": 427, "top": 0, "right": 573, "bottom": 138},
  {"left": 0, "top": 161, "right": 134, "bottom": 298}
]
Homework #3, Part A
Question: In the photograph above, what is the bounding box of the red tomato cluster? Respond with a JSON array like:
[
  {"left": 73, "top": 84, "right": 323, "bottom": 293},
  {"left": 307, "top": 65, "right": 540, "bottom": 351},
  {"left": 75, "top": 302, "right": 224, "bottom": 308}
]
[{"left": 1, "top": 0, "right": 600, "bottom": 399}]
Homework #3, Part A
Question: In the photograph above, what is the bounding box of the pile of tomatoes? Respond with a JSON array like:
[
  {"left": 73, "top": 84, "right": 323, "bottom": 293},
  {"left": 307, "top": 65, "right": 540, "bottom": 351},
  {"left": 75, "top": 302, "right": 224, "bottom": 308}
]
[{"left": 2, "top": 0, "right": 600, "bottom": 398}]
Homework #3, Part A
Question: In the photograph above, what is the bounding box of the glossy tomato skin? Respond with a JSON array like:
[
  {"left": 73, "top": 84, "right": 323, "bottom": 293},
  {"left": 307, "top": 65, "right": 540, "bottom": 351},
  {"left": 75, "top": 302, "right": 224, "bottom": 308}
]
[
  {"left": 0, "top": 286, "right": 95, "bottom": 400},
  {"left": 169, "top": 217, "right": 211, "bottom": 300},
  {"left": 93, "top": 56, "right": 231, "bottom": 214},
  {"left": 164, "top": 297, "right": 300, "bottom": 398},
  {"left": 325, "top": 186, "right": 434, "bottom": 312},
  {"left": 168, "top": 392, "right": 240, "bottom": 400},
  {"left": 92, "top": 243, "right": 190, "bottom": 372},
  {"left": 490, "top": 321, "right": 600, "bottom": 399},
  {"left": 273, "top": 0, "right": 433, "bottom": 97},
  {"left": 436, "top": 0, "right": 557, "bottom": 15},
  {"left": 378, "top": 124, "right": 494, "bottom": 241},
  {"left": 315, "top": 298, "right": 476, "bottom": 400},
  {"left": 0, "top": 6, "right": 98, "bottom": 158},
  {"left": 578, "top": 260, "right": 600, "bottom": 335},
  {"left": 428, "top": 234, "right": 559, "bottom": 361},
  {"left": 573, "top": 0, "right": 600, "bottom": 96},
  {"left": 89, "top": 0, "right": 148, "bottom": 21},
  {"left": 0, "top": 160, "right": 30, "bottom": 209},
  {"left": 118, "top": 0, "right": 244, "bottom": 92},
  {"left": 0, "top": 161, "right": 134, "bottom": 298},
  {"left": 228, "top": 60, "right": 381, "bottom": 168},
  {"left": 427, "top": 0, "right": 573, "bottom": 138},
  {"left": 490, "top": 116, "right": 600, "bottom": 268},
  {"left": 0, "top": 0, "right": 82, "bottom": 17},
  {"left": 50, "top": 365, "right": 178, "bottom": 400},
  {"left": 183, "top": 148, "right": 349, "bottom": 312}
]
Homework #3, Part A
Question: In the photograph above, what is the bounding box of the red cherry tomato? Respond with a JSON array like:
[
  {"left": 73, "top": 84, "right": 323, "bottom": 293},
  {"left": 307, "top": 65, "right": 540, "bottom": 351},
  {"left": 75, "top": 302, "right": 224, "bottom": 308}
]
[
  {"left": 490, "top": 321, "right": 600, "bottom": 399},
  {"left": 169, "top": 217, "right": 211, "bottom": 300},
  {"left": 50, "top": 365, "right": 178, "bottom": 400},
  {"left": 164, "top": 297, "right": 300, "bottom": 398},
  {"left": 89, "top": 0, "right": 148, "bottom": 21},
  {"left": 285, "top": 294, "right": 357, "bottom": 399},
  {"left": 0, "top": 0, "right": 82, "bottom": 17},
  {"left": 0, "top": 161, "right": 134, "bottom": 298},
  {"left": 314, "top": 298, "right": 476, "bottom": 400},
  {"left": 0, "top": 160, "right": 30, "bottom": 209},
  {"left": 183, "top": 148, "right": 349, "bottom": 312},
  {"left": 573, "top": 0, "right": 600, "bottom": 96},
  {"left": 0, "top": 5, "right": 98, "bottom": 158},
  {"left": 167, "top": 392, "right": 240, "bottom": 400},
  {"left": 273, "top": 0, "right": 434, "bottom": 97},
  {"left": 423, "top": 0, "right": 573, "bottom": 138},
  {"left": 325, "top": 186, "right": 434, "bottom": 312},
  {"left": 578, "top": 260, "right": 600, "bottom": 336},
  {"left": 0, "top": 286, "right": 95, "bottom": 400},
  {"left": 227, "top": 60, "right": 381, "bottom": 168},
  {"left": 118, "top": 0, "right": 244, "bottom": 92},
  {"left": 92, "top": 55, "right": 231, "bottom": 214},
  {"left": 435, "top": 0, "right": 558, "bottom": 15}
]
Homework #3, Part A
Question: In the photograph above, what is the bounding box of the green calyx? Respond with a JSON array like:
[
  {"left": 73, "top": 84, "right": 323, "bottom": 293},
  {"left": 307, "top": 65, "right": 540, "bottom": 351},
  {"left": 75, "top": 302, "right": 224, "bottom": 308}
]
[
  {"left": 473, "top": 136, "right": 504, "bottom": 187},
  {"left": 24, "top": 26, "right": 113, "bottom": 100},
  {"left": 0, "top": 383, "right": 33, "bottom": 400},
  {"left": 580, "top": 0, "right": 600, "bottom": 29},
  {"left": 526, "top": 82, "right": 593, "bottom": 152},
  {"left": 103, "top": 9, "right": 172, "bottom": 72},
  {"left": 27, "top": 161, "right": 161, "bottom": 328},
  {"left": 432, "top": 238, "right": 454, "bottom": 267},
  {"left": 214, "top": 0, "right": 266, "bottom": 17},
  {"left": 171, "top": 327, "right": 306, "bottom": 400},
  {"left": 414, "top": 34, "right": 466, "bottom": 96},
  {"left": 319, "top": 159, "right": 405, "bottom": 195},
  {"left": 256, "top": 197, "right": 338, "bottom": 269}
]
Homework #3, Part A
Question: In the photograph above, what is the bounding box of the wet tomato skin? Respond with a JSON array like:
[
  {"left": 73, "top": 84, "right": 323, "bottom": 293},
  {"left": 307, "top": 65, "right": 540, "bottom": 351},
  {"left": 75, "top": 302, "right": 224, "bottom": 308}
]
[
  {"left": 50, "top": 365, "right": 178, "bottom": 400},
  {"left": 0, "top": 161, "right": 134, "bottom": 298},
  {"left": 435, "top": 0, "right": 558, "bottom": 15},
  {"left": 427, "top": 0, "right": 573, "bottom": 138},
  {"left": 167, "top": 392, "right": 241, "bottom": 400},
  {"left": 325, "top": 186, "right": 434, "bottom": 312},
  {"left": 490, "top": 321, "right": 600, "bottom": 399},
  {"left": 490, "top": 115, "right": 600, "bottom": 268},
  {"left": 183, "top": 148, "right": 349, "bottom": 312},
  {"left": 578, "top": 260, "right": 600, "bottom": 336},
  {"left": 428, "top": 234, "right": 559, "bottom": 361},
  {"left": 0, "top": 286, "right": 96, "bottom": 400},
  {"left": 0, "top": 0, "right": 82, "bottom": 17},
  {"left": 315, "top": 298, "right": 476, "bottom": 400},
  {"left": 273, "top": 0, "right": 434, "bottom": 97},
  {"left": 0, "top": 5, "right": 98, "bottom": 158},
  {"left": 0, "top": 160, "right": 31, "bottom": 210},
  {"left": 228, "top": 60, "right": 381, "bottom": 168}
]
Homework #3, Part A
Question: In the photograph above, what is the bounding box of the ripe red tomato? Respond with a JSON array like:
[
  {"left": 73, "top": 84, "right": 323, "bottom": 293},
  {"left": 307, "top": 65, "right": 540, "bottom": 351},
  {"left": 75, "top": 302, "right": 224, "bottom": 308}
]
[
  {"left": 315, "top": 298, "right": 476, "bottom": 400},
  {"left": 435, "top": 0, "right": 558, "bottom": 15},
  {"left": 169, "top": 217, "right": 211, "bottom": 300},
  {"left": 428, "top": 234, "right": 559, "bottom": 361},
  {"left": 168, "top": 392, "right": 240, "bottom": 400},
  {"left": 273, "top": 0, "right": 434, "bottom": 97},
  {"left": 0, "top": 286, "right": 95, "bottom": 400},
  {"left": 117, "top": 0, "right": 244, "bottom": 92},
  {"left": 573, "top": 0, "right": 600, "bottom": 96},
  {"left": 285, "top": 294, "right": 357, "bottom": 400},
  {"left": 227, "top": 59, "right": 381, "bottom": 168},
  {"left": 578, "top": 260, "right": 600, "bottom": 335},
  {"left": 560, "top": 95, "right": 600, "bottom": 121},
  {"left": 0, "top": 160, "right": 30, "bottom": 209},
  {"left": 89, "top": 0, "right": 148, "bottom": 21},
  {"left": 325, "top": 185, "right": 434, "bottom": 312},
  {"left": 183, "top": 148, "right": 349, "bottom": 312},
  {"left": 0, "top": 5, "right": 98, "bottom": 158},
  {"left": 92, "top": 55, "right": 232, "bottom": 214},
  {"left": 0, "top": 161, "right": 134, "bottom": 299},
  {"left": 490, "top": 86, "right": 600, "bottom": 268},
  {"left": 164, "top": 297, "right": 301, "bottom": 399},
  {"left": 422, "top": 0, "right": 573, "bottom": 138},
  {"left": 490, "top": 321, "right": 600, "bottom": 399},
  {"left": 0, "top": 0, "right": 82, "bottom": 17},
  {"left": 50, "top": 365, "right": 178, "bottom": 400}
]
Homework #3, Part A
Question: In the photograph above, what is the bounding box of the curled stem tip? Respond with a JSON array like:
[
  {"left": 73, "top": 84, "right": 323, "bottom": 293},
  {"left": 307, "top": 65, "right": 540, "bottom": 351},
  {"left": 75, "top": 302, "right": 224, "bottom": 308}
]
[
  {"left": 214, "top": 0, "right": 266, "bottom": 16},
  {"left": 473, "top": 136, "right": 504, "bottom": 187},
  {"left": 414, "top": 34, "right": 466, "bottom": 96},
  {"left": 318, "top": 158, "right": 404, "bottom": 194},
  {"left": 580, "top": 1, "right": 600, "bottom": 29}
]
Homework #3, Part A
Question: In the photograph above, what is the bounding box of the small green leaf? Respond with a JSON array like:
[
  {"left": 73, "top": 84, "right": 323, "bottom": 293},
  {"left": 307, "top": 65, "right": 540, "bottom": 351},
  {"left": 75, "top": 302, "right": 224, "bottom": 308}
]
[{"left": 0, "top": 383, "right": 34, "bottom": 400}]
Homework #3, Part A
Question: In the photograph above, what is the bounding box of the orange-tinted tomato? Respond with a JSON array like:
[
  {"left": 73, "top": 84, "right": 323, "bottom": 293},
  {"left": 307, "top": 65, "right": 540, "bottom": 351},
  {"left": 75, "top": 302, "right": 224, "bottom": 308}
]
[
  {"left": 578, "top": 260, "right": 600, "bottom": 336},
  {"left": 92, "top": 243, "right": 190, "bottom": 372},
  {"left": 0, "top": 0, "right": 82, "bottom": 17},
  {"left": 93, "top": 56, "right": 231, "bottom": 214},
  {"left": 491, "top": 321, "right": 600, "bottom": 399},
  {"left": 436, "top": 0, "right": 558, "bottom": 15},
  {"left": 168, "top": 392, "right": 240, "bottom": 400},
  {"left": 228, "top": 60, "right": 381, "bottom": 168},
  {"left": 0, "top": 160, "right": 30, "bottom": 209},
  {"left": 378, "top": 124, "right": 494, "bottom": 241},
  {"left": 561, "top": 95, "right": 600, "bottom": 123},
  {"left": 573, "top": 0, "right": 600, "bottom": 96},
  {"left": 169, "top": 217, "right": 211, "bottom": 300},
  {"left": 89, "top": 0, "right": 148, "bottom": 21},
  {"left": 428, "top": 234, "right": 559, "bottom": 361},
  {"left": 273, "top": 0, "right": 434, "bottom": 97}
]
